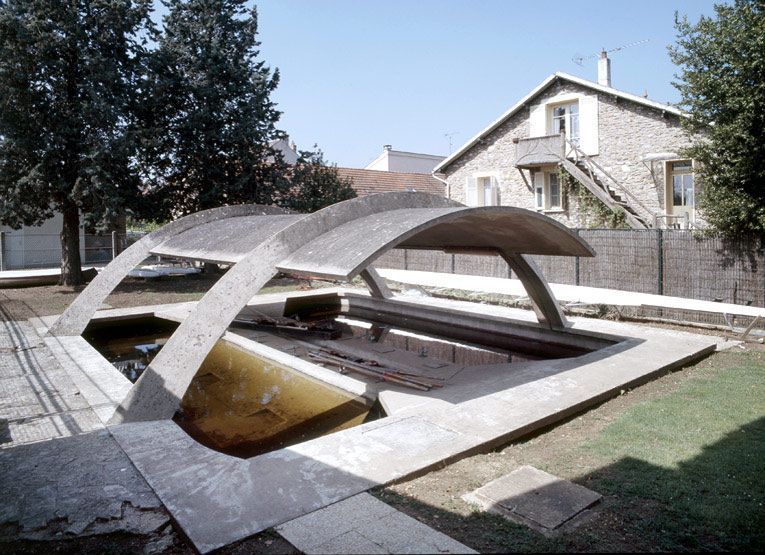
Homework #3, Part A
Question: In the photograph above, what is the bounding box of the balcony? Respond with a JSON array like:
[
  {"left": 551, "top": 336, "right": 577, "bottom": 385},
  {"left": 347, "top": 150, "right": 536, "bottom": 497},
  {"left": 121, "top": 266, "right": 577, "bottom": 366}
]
[{"left": 514, "top": 134, "right": 565, "bottom": 168}]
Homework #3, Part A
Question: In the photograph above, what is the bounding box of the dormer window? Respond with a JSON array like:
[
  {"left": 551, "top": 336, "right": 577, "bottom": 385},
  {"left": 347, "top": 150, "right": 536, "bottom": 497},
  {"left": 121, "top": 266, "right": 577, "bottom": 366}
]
[{"left": 551, "top": 102, "right": 580, "bottom": 145}]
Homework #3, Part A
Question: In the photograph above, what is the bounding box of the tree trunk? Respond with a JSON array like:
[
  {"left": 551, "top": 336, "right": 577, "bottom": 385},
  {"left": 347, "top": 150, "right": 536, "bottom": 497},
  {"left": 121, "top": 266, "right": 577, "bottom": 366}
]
[{"left": 59, "top": 200, "right": 83, "bottom": 286}]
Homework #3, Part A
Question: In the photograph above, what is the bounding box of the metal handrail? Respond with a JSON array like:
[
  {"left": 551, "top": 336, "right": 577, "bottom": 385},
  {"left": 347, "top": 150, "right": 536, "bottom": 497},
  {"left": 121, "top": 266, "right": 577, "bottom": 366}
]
[{"left": 563, "top": 137, "right": 654, "bottom": 219}]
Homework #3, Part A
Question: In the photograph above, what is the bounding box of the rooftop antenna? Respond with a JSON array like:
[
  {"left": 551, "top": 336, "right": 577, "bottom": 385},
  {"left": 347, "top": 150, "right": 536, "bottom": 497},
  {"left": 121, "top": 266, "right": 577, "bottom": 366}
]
[
  {"left": 572, "top": 38, "right": 649, "bottom": 67},
  {"left": 444, "top": 131, "right": 459, "bottom": 153}
]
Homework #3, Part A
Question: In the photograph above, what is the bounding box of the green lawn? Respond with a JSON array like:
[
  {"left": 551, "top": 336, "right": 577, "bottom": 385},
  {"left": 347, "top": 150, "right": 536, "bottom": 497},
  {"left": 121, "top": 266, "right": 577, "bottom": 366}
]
[
  {"left": 570, "top": 349, "right": 764, "bottom": 551},
  {"left": 378, "top": 348, "right": 765, "bottom": 552}
]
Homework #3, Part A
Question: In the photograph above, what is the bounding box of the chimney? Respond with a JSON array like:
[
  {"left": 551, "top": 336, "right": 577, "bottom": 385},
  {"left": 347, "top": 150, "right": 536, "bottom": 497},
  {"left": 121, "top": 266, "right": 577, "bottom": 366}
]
[
  {"left": 598, "top": 50, "right": 611, "bottom": 87},
  {"left": 383, "top": 144, "right": 392, "bottom": 151}
]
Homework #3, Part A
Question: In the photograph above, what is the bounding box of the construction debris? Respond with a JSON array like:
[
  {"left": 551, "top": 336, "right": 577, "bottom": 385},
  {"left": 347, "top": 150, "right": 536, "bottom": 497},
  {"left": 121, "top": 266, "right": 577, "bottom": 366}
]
[{"left": 307, "top": 349, "right": 442, "bottom": 391}]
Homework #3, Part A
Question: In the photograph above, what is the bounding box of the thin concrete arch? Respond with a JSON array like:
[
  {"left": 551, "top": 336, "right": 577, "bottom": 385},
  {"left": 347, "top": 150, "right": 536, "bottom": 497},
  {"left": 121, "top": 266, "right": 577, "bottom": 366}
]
[
  {"left": 110, "top": 192, "right": 460, "bottom": 423},
  {"left": 47, "top": 204, "right": 289, "bottom": 337},
  {"left": 276, "top": 205, "right": 593, "bottom": 328}
]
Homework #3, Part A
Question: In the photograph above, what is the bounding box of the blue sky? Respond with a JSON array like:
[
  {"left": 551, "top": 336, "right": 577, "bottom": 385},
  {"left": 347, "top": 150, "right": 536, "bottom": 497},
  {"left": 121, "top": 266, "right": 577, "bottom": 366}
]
[{"left": 156, "top": 0, "right": 721, "bottom": 168}]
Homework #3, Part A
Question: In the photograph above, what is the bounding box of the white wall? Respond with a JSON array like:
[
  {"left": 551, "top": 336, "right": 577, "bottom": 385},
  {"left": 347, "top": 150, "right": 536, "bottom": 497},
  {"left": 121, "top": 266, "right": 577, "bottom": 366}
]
[
  {"left": 365, "top": 149, "right": 445, "bottom": 174},
  {"left": 1, "top": 213, "right": 86, "bottom": 270}
]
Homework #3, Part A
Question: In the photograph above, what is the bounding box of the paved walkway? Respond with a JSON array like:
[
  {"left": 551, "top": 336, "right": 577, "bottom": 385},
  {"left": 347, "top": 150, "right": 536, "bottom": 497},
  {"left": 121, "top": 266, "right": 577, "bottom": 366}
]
[
  {"left": 0, "top": 316, "right": 168, "bottom": 542},
  {"left": 277, "top": 493, "right": 476, "bottom": 554}
]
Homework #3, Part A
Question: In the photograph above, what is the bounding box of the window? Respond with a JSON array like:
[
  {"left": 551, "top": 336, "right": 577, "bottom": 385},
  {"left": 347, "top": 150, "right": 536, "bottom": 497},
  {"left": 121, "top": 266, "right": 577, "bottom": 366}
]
[
  {"left": 548, "top": 173, "right": 562, "bottom": 209},
  {"left": 664, "top": 160, "right": 696, "bottom": 227},
  {"left": 533, "top": 171, "right": 564, "bottom": 211},
  {"left": 466, "top": 175, "right": 499, "bottom": 206},
  {"left": 535, "top": 180, "right": 544, "bottom": 210},
  {"left": 550, "top": 102, "right": 580, "bottom": 145},
  {"left": 671, "top": 161, "right": 694, "bottom": 207}
]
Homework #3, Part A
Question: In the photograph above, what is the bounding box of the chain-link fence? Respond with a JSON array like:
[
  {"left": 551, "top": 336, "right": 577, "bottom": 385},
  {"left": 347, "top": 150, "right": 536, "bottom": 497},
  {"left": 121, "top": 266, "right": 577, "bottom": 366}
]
[
  {"left": 0, "top": 231, "right": 128, "bottom": 271},
  {"left": 374, "top": 229, "right": 765, "bottom": 327}
]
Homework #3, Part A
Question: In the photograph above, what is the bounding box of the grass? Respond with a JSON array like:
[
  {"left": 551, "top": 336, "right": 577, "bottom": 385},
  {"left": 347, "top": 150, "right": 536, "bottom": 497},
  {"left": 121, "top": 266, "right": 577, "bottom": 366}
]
[
  {"left": 378, "top": 348, "right": 765, "bottom": 552},
  {"left": 571, "top": 350, "right": 764, "bottom": 551}
]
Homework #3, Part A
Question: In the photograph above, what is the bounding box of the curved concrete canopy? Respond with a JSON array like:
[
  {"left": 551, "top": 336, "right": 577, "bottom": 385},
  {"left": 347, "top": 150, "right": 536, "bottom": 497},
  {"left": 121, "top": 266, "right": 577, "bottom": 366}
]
[
  {"left": 107, "top": 193, "right": 594, "bottom": 424},
  {"left": 278, "top": 206, "right": 594, "bottom": 280},
  {"left": 110, "top": 192, "right": 462, "bottom": 423},
  {"left": 48, "top": 204, "right": 289, "bottom": 337},
  {"left": 150, "top": 214, "right": 303, "bottom": 264}
]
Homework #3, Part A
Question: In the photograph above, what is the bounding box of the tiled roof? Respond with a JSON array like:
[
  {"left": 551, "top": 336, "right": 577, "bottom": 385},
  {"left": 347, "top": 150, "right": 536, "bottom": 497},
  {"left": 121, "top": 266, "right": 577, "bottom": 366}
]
[{"left": 336, "top": 167, "right": 445, "bottom": 197}]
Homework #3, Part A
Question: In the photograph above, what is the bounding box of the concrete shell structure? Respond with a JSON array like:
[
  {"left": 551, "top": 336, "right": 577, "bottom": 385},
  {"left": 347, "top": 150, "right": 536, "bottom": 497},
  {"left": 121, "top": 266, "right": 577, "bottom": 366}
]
[{"left": 49, "top": 192, "right": 594, "bottom": 424}]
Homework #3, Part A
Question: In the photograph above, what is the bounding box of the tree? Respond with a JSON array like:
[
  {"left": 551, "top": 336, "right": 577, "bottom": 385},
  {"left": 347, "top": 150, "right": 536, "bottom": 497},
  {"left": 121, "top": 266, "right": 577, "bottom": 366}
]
[
  {"left": 0, "top": 0, "right": 152, "bottom": 285},
  {"left": 142, "top": 0, "right": 288, "bottom": 219},
  {"left": 669, "top": 0, "right": 765, "bottom": 235},
  {"left": 283, "top": 148, "right": 356, "bottom": 213}
]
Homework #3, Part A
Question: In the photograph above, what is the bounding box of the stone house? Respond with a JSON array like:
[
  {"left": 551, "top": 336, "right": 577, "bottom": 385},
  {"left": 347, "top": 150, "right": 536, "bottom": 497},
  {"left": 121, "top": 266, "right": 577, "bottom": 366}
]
[{"left": 433, "top": 57, "right": 699, "bottom": 229}]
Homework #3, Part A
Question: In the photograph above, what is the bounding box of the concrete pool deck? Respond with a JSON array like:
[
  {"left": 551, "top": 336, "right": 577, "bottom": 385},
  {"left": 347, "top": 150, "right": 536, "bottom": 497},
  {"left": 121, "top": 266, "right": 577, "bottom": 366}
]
[{"left": 8, "top": 290, "right": 729, "bottom": 552}]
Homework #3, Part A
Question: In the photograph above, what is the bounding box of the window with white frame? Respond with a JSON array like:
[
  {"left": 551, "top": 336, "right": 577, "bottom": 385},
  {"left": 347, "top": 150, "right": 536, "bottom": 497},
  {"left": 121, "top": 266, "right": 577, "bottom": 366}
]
[
  {"left": 670, "top": 160, "right": 694, "bottom": 207},
  {"left": 533, "top": 170, "right": 564, "bottom": 211},
  {"left": 466, "top": 175, "right": 499, "bottom": 207},
  {"left": 550, "top": 102, "right": 580, "bottom": 146}
]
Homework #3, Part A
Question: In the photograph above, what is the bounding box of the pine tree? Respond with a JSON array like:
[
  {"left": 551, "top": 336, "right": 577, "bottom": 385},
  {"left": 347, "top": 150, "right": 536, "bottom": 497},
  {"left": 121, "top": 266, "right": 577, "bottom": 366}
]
[
  {"left": 0, "top": 0, "right": 152, "bottom": 285},
  {"left": 142, "top": 0, "right": 288, "bottom": 218},
  {"left": 669, "top": 0, "right": 765, "bottom": 234}
]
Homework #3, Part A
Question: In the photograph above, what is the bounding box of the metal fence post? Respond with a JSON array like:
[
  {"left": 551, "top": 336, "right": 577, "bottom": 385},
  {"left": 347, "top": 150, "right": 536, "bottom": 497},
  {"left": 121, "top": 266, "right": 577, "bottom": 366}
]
[
  {"left": 111, "top": 231, "right": 118, "bottom": 260},
  {"left": 0, "top": 231, "right": 5, "bottom": 271},
  {"left": 575, "top": 228, "right": 581, "bottom": 286},
  {"left": 657, "top": 228, "right": 664, "bottom": 296},
  {"left": 403, "top": 248, "right": 409, "bottom": 271},
  {"left": 450, "top": 253, "right": 456, "bottom": 274}
]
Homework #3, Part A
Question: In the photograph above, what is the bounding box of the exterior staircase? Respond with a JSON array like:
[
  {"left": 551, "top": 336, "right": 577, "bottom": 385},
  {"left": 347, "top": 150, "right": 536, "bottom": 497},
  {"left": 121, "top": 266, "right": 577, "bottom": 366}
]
[{"left": 514, "top": 134, "right": 653, "bottom": 229}]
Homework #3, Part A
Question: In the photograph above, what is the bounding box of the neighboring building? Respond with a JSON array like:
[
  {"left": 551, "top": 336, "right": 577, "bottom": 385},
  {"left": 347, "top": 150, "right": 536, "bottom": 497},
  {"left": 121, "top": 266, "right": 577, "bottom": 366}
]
[
  {"left": 336, "top": 167, "right": 445, "bottom": 197},
  {"left": 1, "top": 213, "right": 123, "bottom": 271},
  {"left": 366, "top": 145, "right": 445, "bottom": 175},
  {"left": 434, "top": 56, "right": 700, "bottom": 229},
  {"left": 269, "top": 136, "right": 300, "bottom": 165}
]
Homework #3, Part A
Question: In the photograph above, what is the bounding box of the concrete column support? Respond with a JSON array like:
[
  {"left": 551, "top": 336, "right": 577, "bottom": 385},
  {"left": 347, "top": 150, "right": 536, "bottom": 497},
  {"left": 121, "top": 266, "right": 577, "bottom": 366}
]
[
  {"left": 360, "top": 267, "right": 393, "bottom": 299},
  {"left": 501, "top": 252, "right": 567, "bottom": 329}
]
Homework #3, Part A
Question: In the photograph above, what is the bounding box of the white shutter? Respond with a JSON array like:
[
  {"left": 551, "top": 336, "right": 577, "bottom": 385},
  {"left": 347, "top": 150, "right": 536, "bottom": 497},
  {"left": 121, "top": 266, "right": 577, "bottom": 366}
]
[
  {"left": 533, "top": 172, "right": 545, "bottom": 210},
  {"left": 466, "top": 177, "right": 477, "bottom": 206},
  {"left": 578, "top": 94, "right": 599, "bottom": 155},
  {"left": 529, "top": 103, "right": 546, "bottom": 137}
]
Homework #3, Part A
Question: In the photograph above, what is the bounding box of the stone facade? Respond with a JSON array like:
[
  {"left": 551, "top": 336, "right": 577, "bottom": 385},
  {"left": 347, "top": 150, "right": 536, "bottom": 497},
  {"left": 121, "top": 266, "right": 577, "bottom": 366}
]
[{"left": 441, "top": 77, "right": 697, "bottom": 228}]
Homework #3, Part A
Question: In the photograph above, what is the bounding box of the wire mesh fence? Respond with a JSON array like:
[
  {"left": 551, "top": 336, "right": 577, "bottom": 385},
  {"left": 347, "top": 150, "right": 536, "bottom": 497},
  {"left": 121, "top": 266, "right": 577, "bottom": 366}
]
[{"left": 374, "top": 229, "right": 765, "bottom": 326}]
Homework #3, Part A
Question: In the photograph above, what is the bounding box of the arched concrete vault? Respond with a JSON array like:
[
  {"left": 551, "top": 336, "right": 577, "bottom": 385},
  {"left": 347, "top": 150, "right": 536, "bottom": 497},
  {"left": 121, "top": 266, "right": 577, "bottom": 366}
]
[
  {"left": 48, "top": 204, "right": 291, "bottom": 337},
  {"left": 276, "top": 205, "right": 594, "bottom": 327},
  {"left": 70, "top": 192, "right": 592, "bottom": 424}
]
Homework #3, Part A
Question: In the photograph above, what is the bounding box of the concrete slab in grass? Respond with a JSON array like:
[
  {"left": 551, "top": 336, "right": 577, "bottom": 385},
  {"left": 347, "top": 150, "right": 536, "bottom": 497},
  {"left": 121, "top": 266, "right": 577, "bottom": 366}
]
[
  {"left": 277, "top": 492, "right": 477, "bottom": 554},
  {"left": 463, "top": 465, "right": 601, "bottom": 533}
]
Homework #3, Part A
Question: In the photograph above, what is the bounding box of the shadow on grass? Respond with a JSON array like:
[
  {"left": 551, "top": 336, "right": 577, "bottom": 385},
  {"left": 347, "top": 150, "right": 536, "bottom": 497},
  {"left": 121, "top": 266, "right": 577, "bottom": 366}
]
[{"left": 375, "top": 415, "right": 765, "bottom": 553}]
